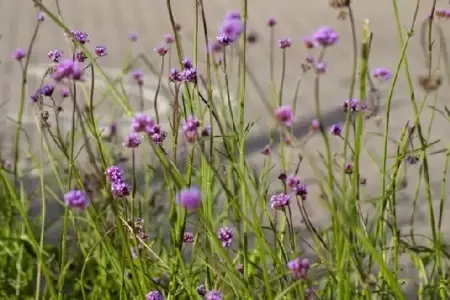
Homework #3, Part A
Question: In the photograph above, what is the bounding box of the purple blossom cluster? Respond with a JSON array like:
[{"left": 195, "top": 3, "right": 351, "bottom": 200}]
[
  {"left": 47, "top": 49, "right": 63, "bottom": 63},
  {"left": 64, "top": 190, "right": 89, "bottom": 210},
  {"left": 274, "top": 105, "right": 295, "bottom": 127},
  {"left": 343, "top": 98, "right": 368, "bottom": 113},
  {"left": 95, "top": 46, "right": 108, "bottom": 57},
  {"left": 372, "top": 67, "right": 392, "bottom": 82},
  {"left": 216, "top": 10, "right": 244, "bottom": 47},
  {"left": 287, "top": 257, "right": 310, "bottom": 279},
  {"left": 217, "top": 227, "right": 233, "bottom": 248},
  {"left": 70, "top": 30, "right": 90, "bottom": 44},
  {"left": 176, "top": 186, "right": 202, "bottom": 210},
  {"left": 435, "top": 8, "right": 450, "bottom": 19},
  {"left": 131, "top": 113, "right": 167, "bottom": 145},
  {"left": 146, "top": 290, "right": 164, "bottom": 300},
  {"left": 12, "top": 48, "right": 26, "bottom": 61},
  {"left": 182, "top": 115, "right": 201, "bottom": 143},
  {"left": 205, "top": 290, "right": 223, "bottom": 300},
  {"left": 270, "top": 193, "right": 291, "bottom": 210},
  {"left": 330, "top": 124, "right": 343, "bottom": 136},
  {"left": 278, "top": 37, "right": 292, "bottom": 49},
  {"left": 123, "top": 132, "right": 141, "bottom": 148},
  {"left": 168, "top": 58, "right": 198, "bottom": 84},
  {"left": 52, "top": 60, "right": 83, "bottom": 81},
  {"left": 105, "top": 166, "right": 130, "bottom": 197},
  {"left": 183, "top": 232, "right": 194, "bottom": 243}
]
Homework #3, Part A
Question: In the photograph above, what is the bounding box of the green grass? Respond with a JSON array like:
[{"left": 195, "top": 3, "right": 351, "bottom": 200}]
[{"left": 1, "top": 0, "right": 450, "bottom": 299}]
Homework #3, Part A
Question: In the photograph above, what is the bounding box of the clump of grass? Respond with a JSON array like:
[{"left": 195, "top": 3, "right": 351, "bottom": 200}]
[{"left": 1, "top": 0, "right": 450, "bottom": 299}]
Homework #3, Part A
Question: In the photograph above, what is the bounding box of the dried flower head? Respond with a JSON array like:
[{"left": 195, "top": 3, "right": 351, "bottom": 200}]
[
  {"left": 418, "top": 74, "right": 442, "bottom": 92},
  {"left": 329, "top": 0, "right": 350, "bottom": 9}
]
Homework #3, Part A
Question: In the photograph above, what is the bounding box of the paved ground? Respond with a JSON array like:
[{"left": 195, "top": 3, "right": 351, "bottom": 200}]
[{"left": 1, "top": 0, "right": 450, "bottom": 292}]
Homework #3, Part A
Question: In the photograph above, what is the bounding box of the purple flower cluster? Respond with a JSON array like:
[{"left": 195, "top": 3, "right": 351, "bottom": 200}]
[
  {"left": 275, "top": 105, "right": 295, "bottom": 127},
  {"left": 205, "top": 290, "right": 223, "bottom": 300},
  {"left": 146, "top": 291, "right": 164, "bottom": 300},
  {"left": 76, "top": 50, "right": 87, "bottom": 63},
  {"left": 123, "top": 132, "right": 141, "bottom": 148},
  {"left": 310, "top": 26, "right": 339, "bottom": 47},
  {"left": 154, "top": 44, "right": 168, "bottom": 56},
  {"left": 176, "top": 186, "right": 202, "bottom": 210},
  {"left": 216, "top": 11, "right": 244, "bottom": 46},
  {"left": 164, "top": 34, "right": 174, "bottom": 44},
  {"left": 343, "top": 98, "right": 368, "bottom": 113},
  {"left": 70, "top": 30, "right": 90, "bottom": 44},
  {"left": 183, "top": 232, "right": 195, "bottom": 243},
  {"left": 435, "top": 8, "right": 450, "bottom": 19},
  {"left": 12, "top": 48, "right": 26, "bottom": 61},
  {"left": 278, "top": 37, "right": 292, "bottom": 49},
  {"left": 40, "top": 84, "right": 55, "bottom": 97},
  {"left": 131, "top": 69, "right": 144, "bottom": 85},
  {"left": 52, "top": 60, "right": 83, "bottom": 81},
  {"left": 217, "top": 227, "right": 233, "bottom": 248},
  {"left": 330, "top": 124, "right": 343, "bottom": 136},
  {"left": 372, "top": 67, "right": 392, "bottom": 82},
  {"left": 182, "top": 115, "right": 201, "bottom": 143},
  {"left": 47, "top": 49, "right": 63, "bottom": 63},
  {"left": 130, "top": 113, "right": 167, "bottom": 145},
  {"left": 270, "top": 193, "right": 291, "bottom": 210},
  {"left": 267, "top": 17, "right": 277, "bottom": 27},
  {"left": 105, "top": 166, "right": 130, "bottom": 197},
  {"left": 64, "top": 190, "right": 89, "bottom": 210},
  {"left": 168, "top": 58, "right": 198, "bottom": 84},
  {"left": 196, "top": 285, "right": 207, "bottom": 296},
  {"left": 95, "top": 46, "right": 107, "bottom": 57},
  {"left": 287, "top": 257, "right": 310, "bottom": 279}
]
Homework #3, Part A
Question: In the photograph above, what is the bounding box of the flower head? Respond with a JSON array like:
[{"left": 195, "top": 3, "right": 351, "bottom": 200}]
[
  {"left": 105, "top": 165, "right": 130, "bottom": 197},
  {"left": 218, "top": 18, "right": 243, "bottom": 45},
  {"left": 164, "top": 34, "right": 174, "bottom": 44},
  {"left": 343, "top": 98, "right": 367, "bottom": 112},
  {"left": 183, "top": 232, "right": 195, "bottom": 243},
  {"left": 131, "top": 113, "right": 155, "bottom": 133},
  {"left": 311, "top": 119, "right": 320, "bottom": 132},
  {"left": 275, "top": 105, "right": 295, "bottom": 127},
  {"left": 205, "top": 290, "right": 223, "bottom": 300},
  {"left": 37, "top": 11, "right": 45, "bottom": 22},
  {"left": 40, "top": 84, "right": 55, "bottom": 97},
  {"left": 64, "top": 190, "right": 89, "bottom": 209},
  {"left": 286, "top": 175, "right": 300, "bottom": 188},
  {"left": 267, "top": 17, "right": 277, "bottom": 27},
  {"left": 217, "top": 227, "right": 233, "bottom": 248},
  {"left": 312, "top": 26, "right": 339, "bottom": 47},
  {"left": 262, "top": 145, "right": 271, "bottom": 156},
  {"left": 52, "top": 60, "right": 83, "bottom": 81},
  {"left": 225, "top": 10, "right": 241, "bottom": 20},
  {"left": 61, "top": 88, "right": 70, "bottom": 98},
  {"left": 70, "top": 30, "right": 90, "bottom": 44},
  {"left": 95, "top": 46, "right": 108, "bottom": 57},
  {"left": 128, "top": 32, "right": 138, "bottom": 42},
  {"left": 372, "top": 67, "right": 392, "bottom": 82},
  {"left": 177, "top": 186, "right": 202, "bottom": 210},
  {"left": 154, "top": 44, "right": 168, "bottom": 56},
  {"left": 287, "top": 257, "right": 310, "bottom": 279},
  {"left": 146, "top": 291, "right": 164, "bottom": 300},
  {"left": 76, "top": 50, "right": 87, "bottom": 62},
  {"left": 48, "top": 49, "right": 63, "bottom": 63},
  {"left": 123, "top": 133, "right": 141, "bottom": 148},
  {"left": 196, "top": 285, "right": 207, "bottom": 296},
  {"left": 279, "top": 37, "right": 292, "bottom": 49},
  {"left": 330, "top": 124, "right": 342, "bottom": 136},
  {"left": 315, "top": 62, "right": 327, "bottom": 74},
  {"left": 294, "top": 184, "right": 308, "bottom": 200},
  {"left": 12, "top": 48, "right": 26, "bottom": 61},
  {"left": 169, "top": 68, "right": 182, "bottom": 82},
  {"left": 183, "top": 116, "right": 201, "bottom": 143},
  {"left": 131, "top": 69, "right": 144, "bottom": 85},
  {"left": 270, "top": 193, "right": 291, "bottom": 210}
]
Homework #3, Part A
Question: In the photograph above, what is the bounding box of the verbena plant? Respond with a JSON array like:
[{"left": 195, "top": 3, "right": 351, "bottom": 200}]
[{"left": 1, "top": 0, "right": 450, "bottom": 299}]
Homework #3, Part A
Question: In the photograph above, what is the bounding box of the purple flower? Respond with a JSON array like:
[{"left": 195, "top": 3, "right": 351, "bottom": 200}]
[
  {"left": 315, "top": 62, "right": 327, "bottom": 74},
  {"left": 287, "top": 257, "right": 310, "bottom": 279},
  {"left": 146, "top": 291, "right": 164, "bottom": 300},
  {"left": 128, "top": 32, "right": 138, "bottom": 42},
  {"left": 205, "top": 290, "right": 223, "bottom": 300},
  {"left": 181, "top": 68, "right": 198, "bottom": 84},
  {"left": 218, "top": 18, "right": 243, "bottom": 45},
  {"left": 111, "top": 182, "right": 130, "bottom": 197},
  {"left": 176, "top": 186, "right": 202, "bottom": 210},
  {"left": 95, "top": 46, "right": 107, "bottom": 57},
  {"left": 343, "top": 98, "right": 367, "bottom": 112},
  {"left": 236, "top": 263, "right": 244, "bottom": 274},
  {"left": 312, "top": 26, "right": 339, "bottom": 47},
  {"left": 48, "top": 49, "right": 63, "bottom": 62},
  {"left": 131, "top": 113, "right": 155, "bottom": 133},
  {"left": 278, "top": 37, "right": 292, "bottom": 49},
  {"left": 330, "top": 124, "right": 342, "bottom": 136},
  {"left": 196, "top": 285, "right": 207, "bottom": 296},
  {"left": 105, "top": 166, "right": 125, "bottom": 183},
  {"left": 306, "top": 287, "right": 316, "bottom": 299},
  {"left": 76, "top": 50, "right": 87, "bottom": 63},
  {"left": 182, "top": 58, "right": 193, "bottom": 69},
  {"left": 267, "top": 17, "right": 277, "bottom": 27},
  {"left": 37, "top": 11, "right": 45, "bottom": 22},
  {"left": 262, "top": 145, "right": 271, "bottom": 156},
  {"left": 344, "top": 162, "right": 353, "bottom": 174},
  {"left": 294, "top": 184, "right": 308, "bottom": 200},
  {"left": 131, "top": 69, "right": 144, "bottom": 85},
  {"left": 209, "top": 40, "right": 223, "bottom": 53},
  {"left": 183, "top": 116, "right": 201, "bottom": 143},
  {"left": 270, "top": 193, "right": 291, "bottom": 210},
  {"left": 225, "top": 10, "right": 241, "bottom": 20},
  {"left": 216, "top": 34, "right": 234, "bottom": 46},
  {"left": 149, "top": 125, "right": 167, "bottom": 145},
  {"left": 217, "top": 227, "right": 233, "bottom": 248},
  {"left": 64, "top": 190, "right": 89, "bottom": 210},
  {"left": 40, "top": 84, "right": 55, "bottom": 97},
  {"left": 311, "top": 119, "right": 320, "bottom": 132},
  {"left": 70, "top": 30, "right": 90, "bottom": 44},
  {"left": 286, "top": 175, "right": 300, "bottom": 188},
  {"left": 183, "top": 232, "right": 194, "bottom": 243},
  {"left": 164, "top": 34, "right": 174, "bottom": 44},
  {"left": 275, "top": 105, "right": 295, "bottom": 127},
  {"left": 123, "top": 133, "right": 141, "bottom": 148},
  {"left": 52, "top": 60, "right": 83, "bottom": 81},
  {"left": 30, "top": 91, "right": 40, "bottom": 104},
  {"left": 61, "top": 88, "right": 70, "bottom": 98},
  {"left": 169, "top": 68, "right": 182, "bottom": 82},
  {"left": 372, "top": 67, "right": 392, "bottom": 81},
  {"left": 154, "top": 44, "right": 168, "bottom": 56},
  {"left": 12, "top": 48, "right": 26, "bottom": 61}
]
